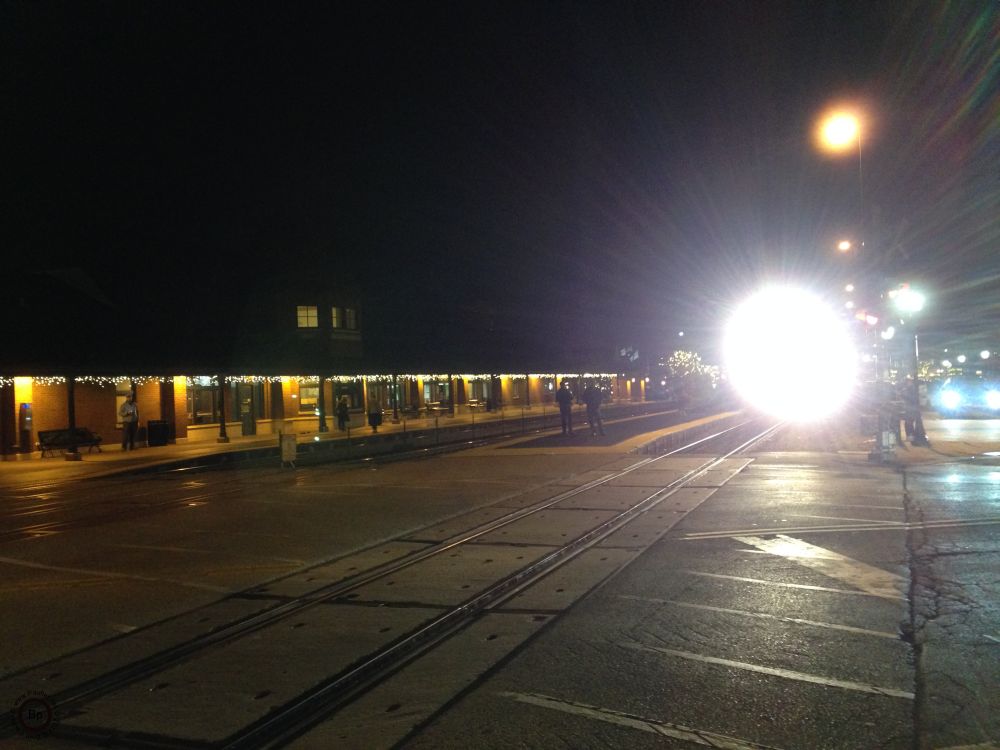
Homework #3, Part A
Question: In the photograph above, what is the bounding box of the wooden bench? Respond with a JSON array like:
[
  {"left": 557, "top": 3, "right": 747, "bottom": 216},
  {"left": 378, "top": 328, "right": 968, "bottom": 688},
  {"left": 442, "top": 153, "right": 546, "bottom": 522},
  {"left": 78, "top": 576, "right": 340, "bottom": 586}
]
[{"left": 37, "top": 428, "right": 103, "bottom": 457}]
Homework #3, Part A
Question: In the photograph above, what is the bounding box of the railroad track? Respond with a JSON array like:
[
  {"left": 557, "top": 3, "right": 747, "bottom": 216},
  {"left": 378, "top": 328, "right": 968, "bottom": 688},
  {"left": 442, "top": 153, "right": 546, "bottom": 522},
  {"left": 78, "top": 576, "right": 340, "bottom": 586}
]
[{"left": 6, "top": 416, "right": 782, "bottom": 748}]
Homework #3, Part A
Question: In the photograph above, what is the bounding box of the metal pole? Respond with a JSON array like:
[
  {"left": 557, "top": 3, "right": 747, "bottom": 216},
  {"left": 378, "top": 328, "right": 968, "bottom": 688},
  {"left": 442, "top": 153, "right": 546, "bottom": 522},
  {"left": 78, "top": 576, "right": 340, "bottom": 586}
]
[
  {"left": 217, "top": 375, "right": 229, "bottom": 443},
  {"left": 317, "top": 375, "right": 328, "bottom": 432},
  {"left": 65, "top": 376, "right": 80, "bottom": 459},
  {"left": 912, "top": 332, "right": 929, "bottom": 446},
  {"left": 391, "top": 373, "right": 400, "bottom": 424}
]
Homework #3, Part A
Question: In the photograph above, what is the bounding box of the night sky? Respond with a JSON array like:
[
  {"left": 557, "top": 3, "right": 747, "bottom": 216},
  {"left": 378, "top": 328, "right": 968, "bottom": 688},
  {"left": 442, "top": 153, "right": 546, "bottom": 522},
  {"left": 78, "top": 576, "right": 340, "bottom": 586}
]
[{"left": 5, "top": 2, "right": 998, "bottom": 370}]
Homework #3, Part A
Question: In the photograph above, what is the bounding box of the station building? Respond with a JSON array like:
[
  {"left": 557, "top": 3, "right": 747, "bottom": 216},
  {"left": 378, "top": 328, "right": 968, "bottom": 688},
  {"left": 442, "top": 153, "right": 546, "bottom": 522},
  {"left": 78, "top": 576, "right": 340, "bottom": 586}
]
[{"left": 0, "top": 270, "right": 648, "bottom": 456}]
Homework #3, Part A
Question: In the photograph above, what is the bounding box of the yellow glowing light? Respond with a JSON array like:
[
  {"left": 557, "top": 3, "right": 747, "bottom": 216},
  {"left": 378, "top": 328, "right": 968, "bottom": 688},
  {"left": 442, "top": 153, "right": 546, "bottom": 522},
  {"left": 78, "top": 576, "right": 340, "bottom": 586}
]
[
  {"left": 818, "top": 112, "right": 860, "bottom": 151},
  {"left": 837, "top": 240, "right": 852, "bottom": 252}
]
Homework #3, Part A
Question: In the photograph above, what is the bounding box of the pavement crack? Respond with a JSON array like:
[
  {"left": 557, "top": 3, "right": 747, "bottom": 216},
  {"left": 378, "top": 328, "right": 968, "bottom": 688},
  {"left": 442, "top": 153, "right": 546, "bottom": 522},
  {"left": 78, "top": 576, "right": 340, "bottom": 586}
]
[{"left": 902, "top": 467, "right": 928, "bottom": 750}]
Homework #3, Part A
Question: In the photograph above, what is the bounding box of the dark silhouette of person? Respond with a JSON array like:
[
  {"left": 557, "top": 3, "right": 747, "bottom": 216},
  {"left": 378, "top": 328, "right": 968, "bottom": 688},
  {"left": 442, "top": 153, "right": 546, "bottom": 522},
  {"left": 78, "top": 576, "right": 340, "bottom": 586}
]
[
  {"left": 367, "top": 396, "right": 383, "bottom": 433},
  {"left": 555, "top": 380, "right": 574, "bottom": 435},
  {"left": 583, "top": 383, "right": 605, "bottom": 436},
  {"left": 336, "top": 396, "right": 350, "bottom": 431},
  {"left": 119, "top": 392, "right": 139, "bottom": 450}
]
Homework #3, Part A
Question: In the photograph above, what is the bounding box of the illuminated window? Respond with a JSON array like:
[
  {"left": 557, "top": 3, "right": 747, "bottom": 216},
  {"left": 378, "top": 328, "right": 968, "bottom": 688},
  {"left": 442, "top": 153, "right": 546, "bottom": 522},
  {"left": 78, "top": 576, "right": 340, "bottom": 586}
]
[
  {"left": 345, "top": 308, "right": 357, "bottom": 329},
  {"left": 331, "top": 307, "right": 342, "bottom": 328},
  {"left": 297, "top": 306, "right": 318, "bottom": 328},
  {"left": 299, "top": 383, "right": 319, "bottom": 413}
]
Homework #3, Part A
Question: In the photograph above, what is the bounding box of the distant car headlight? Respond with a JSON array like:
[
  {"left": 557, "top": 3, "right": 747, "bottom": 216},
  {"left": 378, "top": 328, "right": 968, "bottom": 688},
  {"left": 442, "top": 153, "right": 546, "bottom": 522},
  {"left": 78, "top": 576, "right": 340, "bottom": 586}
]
[
  {"left": 986, "top": 390, "right": 1000, "bottom": 410},
  {"left": 940, "top": 390, "right": 962, "bottom": 410}
]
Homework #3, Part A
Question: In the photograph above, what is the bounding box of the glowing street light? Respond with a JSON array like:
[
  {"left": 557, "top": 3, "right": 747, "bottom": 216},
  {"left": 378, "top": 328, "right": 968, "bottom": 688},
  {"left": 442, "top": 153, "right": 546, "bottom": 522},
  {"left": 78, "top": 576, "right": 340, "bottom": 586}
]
[
  {"left": 837, "top": 240, "right": 852, "bottom": 252},
  {"left": 957, "top": 354, "right": 967, "bottom": 364},
  {"left": 893, "top": 286, "right": 925, "bottom": 313},
  {"left": 818, "top": 112, "right": 861, "bottom": 152},
  {"left": 980, "top": 350, "right": 991, "bottom": 360}
]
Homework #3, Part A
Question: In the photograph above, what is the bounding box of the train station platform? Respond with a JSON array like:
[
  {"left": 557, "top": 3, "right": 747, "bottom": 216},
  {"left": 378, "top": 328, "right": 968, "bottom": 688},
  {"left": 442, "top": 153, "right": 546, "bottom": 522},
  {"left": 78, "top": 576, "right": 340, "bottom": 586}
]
[{"left": 0, "top": 402, "right": 716, "bottom": 487}]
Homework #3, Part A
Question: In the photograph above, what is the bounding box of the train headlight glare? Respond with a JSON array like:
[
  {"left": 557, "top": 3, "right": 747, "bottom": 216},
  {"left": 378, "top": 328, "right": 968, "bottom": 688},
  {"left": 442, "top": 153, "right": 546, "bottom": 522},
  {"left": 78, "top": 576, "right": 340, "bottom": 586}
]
[
  {"left": 940, "top": 390, "right": 962, "bottom": 410},
  {"left": 986, "top": 390, "right": 1000, "bottom": 410},
  {"left": 723, "top": 286, "right": 856, "bottom": 421}
]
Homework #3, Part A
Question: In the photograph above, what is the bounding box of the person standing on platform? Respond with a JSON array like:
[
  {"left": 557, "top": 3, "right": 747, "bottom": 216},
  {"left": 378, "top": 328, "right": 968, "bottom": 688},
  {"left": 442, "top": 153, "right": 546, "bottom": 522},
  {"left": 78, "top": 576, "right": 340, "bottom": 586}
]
[
  {"left": 583, "top": 383, "right": 605, "bottom": 436},
  {"left": 336, "top": 396, "right": 350, "bottom": 431},
  {"left": 367, "top": 396, "right": 383, "bottom": 433},
  {"left": 555, "top": 380, "right": 574, "bottom": 435},
  {"left": 119, "top": 392, "right": 139, "bottom": 450}
]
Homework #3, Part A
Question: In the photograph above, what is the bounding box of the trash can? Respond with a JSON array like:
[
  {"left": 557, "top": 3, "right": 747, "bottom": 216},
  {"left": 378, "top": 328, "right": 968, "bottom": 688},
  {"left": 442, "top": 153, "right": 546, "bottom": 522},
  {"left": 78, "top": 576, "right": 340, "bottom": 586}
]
[{"left": 146, "top": 420, "right": 169, "bottom": 447}]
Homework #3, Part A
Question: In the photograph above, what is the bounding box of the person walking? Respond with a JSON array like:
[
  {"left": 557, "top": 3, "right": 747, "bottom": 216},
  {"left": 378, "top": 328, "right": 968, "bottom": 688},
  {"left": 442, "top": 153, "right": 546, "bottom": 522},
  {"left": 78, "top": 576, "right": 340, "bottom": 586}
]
[
  {"left": 583, "top": 383, "right": 605, "bottom": 436},
  {"left": 367, "top": 396, "right": 383, "bottom": 433},
  {"left": 119, "top": 392, "right": 139, "bottom": 450},
  {"left": 555, "top": 380, "right": 574, "bottom": 435},
  {"left": 336, "top": 396, "right": 350, "bottom": 431}
]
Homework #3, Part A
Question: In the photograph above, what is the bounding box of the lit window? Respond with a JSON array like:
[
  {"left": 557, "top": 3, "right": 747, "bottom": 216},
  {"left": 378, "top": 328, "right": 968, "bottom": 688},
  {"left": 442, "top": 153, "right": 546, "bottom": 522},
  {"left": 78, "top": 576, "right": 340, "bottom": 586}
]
[
  {"left": 299, "top": 384, "right": 318, "bottom": 413},
  {"left": 297, "top": 306, "right": 318, "bottom": 328},
  {"left": 331, "top": 307, "right": 342, "bottom": 329},
  {"left": 345, "top": 308, "right": 357, "bottom": 330}
]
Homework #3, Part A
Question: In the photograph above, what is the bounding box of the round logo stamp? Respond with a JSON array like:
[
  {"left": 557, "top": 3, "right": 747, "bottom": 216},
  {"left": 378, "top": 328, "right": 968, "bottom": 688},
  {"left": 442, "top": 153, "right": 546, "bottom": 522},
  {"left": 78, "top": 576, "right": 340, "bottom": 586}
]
[{"left": 11, "top": 691, "right": 57, "bottom": 737}]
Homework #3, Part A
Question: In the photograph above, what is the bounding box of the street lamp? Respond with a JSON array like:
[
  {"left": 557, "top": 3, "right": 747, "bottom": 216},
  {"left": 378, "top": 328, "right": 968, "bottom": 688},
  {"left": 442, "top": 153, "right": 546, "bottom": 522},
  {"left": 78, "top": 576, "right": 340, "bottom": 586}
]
[
  {"left": 817, "top": 109, "right": 865, "bottom": 253},
  {"left": 893, "top": 285, "right": 929, "bottom": 446}
]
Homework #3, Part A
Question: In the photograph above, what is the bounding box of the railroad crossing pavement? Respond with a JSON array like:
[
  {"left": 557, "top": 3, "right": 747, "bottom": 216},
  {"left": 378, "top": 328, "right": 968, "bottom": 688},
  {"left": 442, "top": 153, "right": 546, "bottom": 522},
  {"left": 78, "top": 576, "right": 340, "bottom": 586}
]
[
  {"left": 2, "top": 413, "right": 998, "bottom": 748},
  {"left": 297, "top": 418, "right": 999, "bottom": 750}
]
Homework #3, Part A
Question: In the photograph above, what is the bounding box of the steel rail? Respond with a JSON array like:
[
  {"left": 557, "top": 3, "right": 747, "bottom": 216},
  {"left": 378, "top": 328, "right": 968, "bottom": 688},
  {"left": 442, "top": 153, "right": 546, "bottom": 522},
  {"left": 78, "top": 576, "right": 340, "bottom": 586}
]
[
  {"left": 46, "top": 416, "right": 759, "bottom": 715},
  {"left": 220, "top": 420, "right": 783, "bottom": 749}
]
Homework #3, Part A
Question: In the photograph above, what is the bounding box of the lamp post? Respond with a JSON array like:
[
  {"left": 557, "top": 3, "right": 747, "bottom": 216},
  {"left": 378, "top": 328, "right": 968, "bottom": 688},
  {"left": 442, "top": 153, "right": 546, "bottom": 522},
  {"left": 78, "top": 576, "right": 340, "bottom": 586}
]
[{"left": 893, "top": 285, "right": 929, "bottom": 446}]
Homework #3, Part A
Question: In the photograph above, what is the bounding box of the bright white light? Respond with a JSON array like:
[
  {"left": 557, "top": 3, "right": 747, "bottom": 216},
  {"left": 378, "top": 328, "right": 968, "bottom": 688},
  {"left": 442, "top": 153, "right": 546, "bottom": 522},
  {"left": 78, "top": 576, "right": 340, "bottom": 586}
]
[
  {"left": 845, "top": 284, "right": 854, "bottom": 292},
  {"left": 723, "top": 286, "right": 857, "bottom": 421},
  {"left": 845, "top": 300, "right": 855, "bottom": 309},
  {"left": 941, "top": 359, "right": 952, "bottom": 369},
  {"left": 678, "top": 331, "right": 685, "bottom": 337},
  {"left": 881, "top": 326, "right": 895, "bottom": 340},
  {"left": 987, "top": 391, "right": 1000, "bottom": 410},
  {"left": 894, "top": 287, "right": 925, "bottom": 313},
  {"left": 957, "top": 355, "right": 967, "bottom": 363},
  {"left": 981, "top": 350, "right": 991, "bottom": 360},
  {"left": 941, "top": 390, "right": 961, "bottom": 410}
]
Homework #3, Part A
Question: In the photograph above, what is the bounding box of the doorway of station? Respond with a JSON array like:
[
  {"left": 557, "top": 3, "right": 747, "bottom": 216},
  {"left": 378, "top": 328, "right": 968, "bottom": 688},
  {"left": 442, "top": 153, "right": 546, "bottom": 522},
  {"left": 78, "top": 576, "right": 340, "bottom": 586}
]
[{"left": 234, "top": 382, "right": 263, "bottom": 436}]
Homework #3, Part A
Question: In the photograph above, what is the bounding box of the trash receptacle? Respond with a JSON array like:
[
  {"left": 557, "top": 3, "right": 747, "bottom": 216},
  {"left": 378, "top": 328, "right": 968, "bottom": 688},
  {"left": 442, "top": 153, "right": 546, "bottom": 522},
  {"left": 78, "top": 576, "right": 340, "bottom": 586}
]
[{"left": 147, "top": 420, "right": 169, "bottom": 447}]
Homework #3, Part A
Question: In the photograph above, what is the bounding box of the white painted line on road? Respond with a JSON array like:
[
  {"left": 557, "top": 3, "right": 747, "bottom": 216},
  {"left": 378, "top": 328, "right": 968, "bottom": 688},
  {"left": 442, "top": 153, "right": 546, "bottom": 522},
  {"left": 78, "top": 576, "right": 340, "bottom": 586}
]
[
  {"left": 984, "top": 634, "right": 1000, "bottom": 644},
  {"left": 682, "top": 516, "right": 1000, "bottom": 540},
  {"left": 617, "top": 595, "right": 898, "bottom": 638},
  {"left": 684, "top": 570, "right": 899, "bottom": 599},
  {"left": 683, "top": 522, "right": 901, "bottom": 539},
  {"left": 500, "top": 691, "right": 786, "bottom": 749},
  {"left": 621, "top": 642, "right": 915, "bottom": 699},
  {"left": 734, "top": 535, "right": 905, "bottom": 599},
  {"left": 830, "top": 503, "right": 904, "bottom": 510},
  {"left": 114, "top": 543, "right": 215, "bottom": 554},
  {"left": 788, "top": 513, "right": 905, "bottom": 525},
  {"left": 0, "top": 555, "right": 233, "bottom": 593}
]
